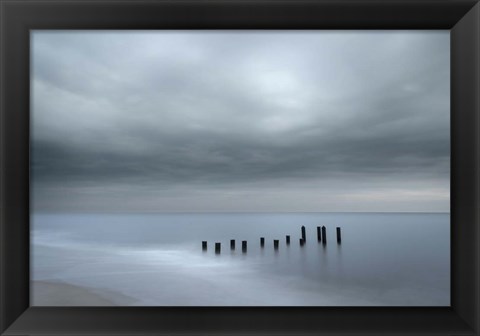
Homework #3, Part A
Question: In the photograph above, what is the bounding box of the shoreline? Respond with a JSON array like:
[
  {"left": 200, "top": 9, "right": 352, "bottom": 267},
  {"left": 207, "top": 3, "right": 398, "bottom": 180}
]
[{"left": 32, "top": 280, "right": 137, "bottom": 306}]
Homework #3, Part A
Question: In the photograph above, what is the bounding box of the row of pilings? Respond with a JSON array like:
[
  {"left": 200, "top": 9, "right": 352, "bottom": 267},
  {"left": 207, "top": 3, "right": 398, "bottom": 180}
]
[{"left": 202, "top": 226, "right": 342, "bottom": 254}]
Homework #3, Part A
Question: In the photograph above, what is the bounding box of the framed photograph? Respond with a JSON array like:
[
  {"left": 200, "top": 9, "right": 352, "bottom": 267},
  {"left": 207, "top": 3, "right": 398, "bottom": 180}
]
[{"left": 1, "top": 0, "right": 479, "bottom": 335}]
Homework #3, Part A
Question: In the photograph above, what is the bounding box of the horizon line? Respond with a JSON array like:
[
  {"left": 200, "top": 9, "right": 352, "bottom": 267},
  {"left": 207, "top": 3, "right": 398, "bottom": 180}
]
[{"left": 31, "top": 211, "right": 451, "bottom": 215}]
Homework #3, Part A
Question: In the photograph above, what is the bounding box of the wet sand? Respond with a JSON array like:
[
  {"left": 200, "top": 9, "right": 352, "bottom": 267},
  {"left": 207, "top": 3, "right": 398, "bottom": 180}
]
[{"left": 32, "top": 280, "right": 137, "bottom": 306}]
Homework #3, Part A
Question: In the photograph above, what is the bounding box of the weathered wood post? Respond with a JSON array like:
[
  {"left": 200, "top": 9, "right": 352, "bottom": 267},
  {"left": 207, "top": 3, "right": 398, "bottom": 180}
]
[
  {"left": 299, "top": 238, "right": 305, "bottom": 246},
  {"left": 336, "top": 227, "right": 342, "bottom": 244},
  {"left": 215, "top": 242, "right": 221, "bottom": 254},
  {"left": 321, "top": 226, "right": 327, "bottom": 244},
  {"left": 301, "top": 225, "right": 306, "bottom": 242},
  {"left": 317, "top": 226, "right": 322, "bottom": 242},
  {"left": 286, "top": 235, "right": 290, "bottom": 245},
  {"left": 230, "top": 239, "right": 235, "bottom": 250},
  {"left": 274, "top": 239, "right": 279, "bottom": 250},
  {"left": 202, "top": 241, "right": 207, "bottom": 251},
  {"left": 242, "top": 240, "right": 247, "bottom": 253},
  {"left": 260, "top": 237, "right": 265, "bottom": 248}
]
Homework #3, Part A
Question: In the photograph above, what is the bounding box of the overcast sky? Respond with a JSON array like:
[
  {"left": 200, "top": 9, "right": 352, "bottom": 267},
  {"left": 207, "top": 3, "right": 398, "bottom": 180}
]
[{"left": 31, "top": 31, "right": 450, "bottom": 213}]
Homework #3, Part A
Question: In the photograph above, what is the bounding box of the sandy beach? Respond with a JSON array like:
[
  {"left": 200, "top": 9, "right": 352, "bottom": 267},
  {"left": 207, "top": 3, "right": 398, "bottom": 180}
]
[{"left": 32, "top": 280, "right": 137, "bottom": 306}]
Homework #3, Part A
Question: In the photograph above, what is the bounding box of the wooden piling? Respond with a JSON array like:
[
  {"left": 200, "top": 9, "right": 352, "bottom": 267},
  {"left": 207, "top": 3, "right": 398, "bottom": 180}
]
[
  {"left": 242, "top": 240, "right": 247, "bottom": 253},
  {"left": 336, "top": 227, "right": 342, "bottom": 244},
  {"left": 215, "top": 242, "right": 221, "bottom": 254},
  {"left": 317, "top": 226, "right": 322, "bottom": 242},
  {"left": 321, "top": 226, "right": 327, "bottom": 244},
  {"left": 286, "top": 235, "right": 290, "bottom": 245},
  {"left": 299, "top": 238, "right": 305, "bottom": 246},
  {"left": 230, "top": 239, "right": 235, "bottom": 250},
  {"left": 202, "top": 241, "right": 207, "bottom": 251},
  {"left": 260, "top": 237, "right": 265, "bottom": 248},
  {"left": 274, "top": 239, "right": 279, "bottom": 250},
  {"left": 301, "top": 225, "right": 306, "bottom": 242}
]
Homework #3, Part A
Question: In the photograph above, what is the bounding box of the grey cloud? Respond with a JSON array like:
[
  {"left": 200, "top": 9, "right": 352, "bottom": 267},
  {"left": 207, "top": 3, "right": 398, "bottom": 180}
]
[{"left": 31, "top": 31, "right": 450, "bottom": 212}]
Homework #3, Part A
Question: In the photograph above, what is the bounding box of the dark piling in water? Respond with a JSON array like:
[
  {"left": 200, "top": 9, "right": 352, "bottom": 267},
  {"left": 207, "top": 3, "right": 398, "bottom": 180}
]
[
  {"left": 317, "top": 226, "right": 322, "bottom": 242},
  {"left": 230, "top": 239, "right": 235, "bottom": 250},
  {"left": 301, "top": 225, "right": 306, "bottom": 242},
  {"left": 299, "top": 238, "right": 305, "bottom": 246},
  {"left": 202, "top": 241, "right": 207, "bottom": 251},
  {"left": 274, "top": 239, "right": 279, "bottom": 250},
  {"left": 215, "top": 242, "right": 221, "bottom": 254},
  {"left": 336, "top": 227, "right": 342, "bottom": 244},
  {"left": 242, "top": 240, "right": 247, "bottom": 253},
  {"left": 286, "top": 235, "right": 290, "bottom": 245},
  {"left": 322, "top": 226, "right": 327, "bottom": 244},
  {"left": 260, "top": 237, "right": 265, "bottom": 248}
]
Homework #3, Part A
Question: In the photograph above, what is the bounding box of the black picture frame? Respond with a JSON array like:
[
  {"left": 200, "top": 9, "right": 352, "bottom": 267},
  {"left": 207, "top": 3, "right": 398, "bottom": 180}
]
[{"left": 1, "top": 0, "right": 479, "bottom": 335}]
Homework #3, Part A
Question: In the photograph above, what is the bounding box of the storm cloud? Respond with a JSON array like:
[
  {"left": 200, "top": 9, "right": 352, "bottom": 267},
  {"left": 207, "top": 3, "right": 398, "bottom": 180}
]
[{"left": 31, "top": 31, "right": 450, "bottom": 212}]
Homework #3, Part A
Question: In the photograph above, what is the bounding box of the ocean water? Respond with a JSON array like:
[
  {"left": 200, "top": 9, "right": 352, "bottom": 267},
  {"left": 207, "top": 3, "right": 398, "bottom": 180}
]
[{"left": 31, "top": 213, "right": 450, "bottom": 306}]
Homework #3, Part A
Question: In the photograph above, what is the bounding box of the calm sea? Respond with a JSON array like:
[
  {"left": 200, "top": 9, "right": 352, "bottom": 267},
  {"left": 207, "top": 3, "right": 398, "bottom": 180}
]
[{"left": 31, "top": 212, "right": 450, "bottom": 306}]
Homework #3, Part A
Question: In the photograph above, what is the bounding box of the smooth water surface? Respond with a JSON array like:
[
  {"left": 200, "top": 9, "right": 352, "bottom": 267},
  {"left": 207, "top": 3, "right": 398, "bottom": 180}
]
[{"left": 31, "top": 213, "right": 450, "bottom": 306}]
